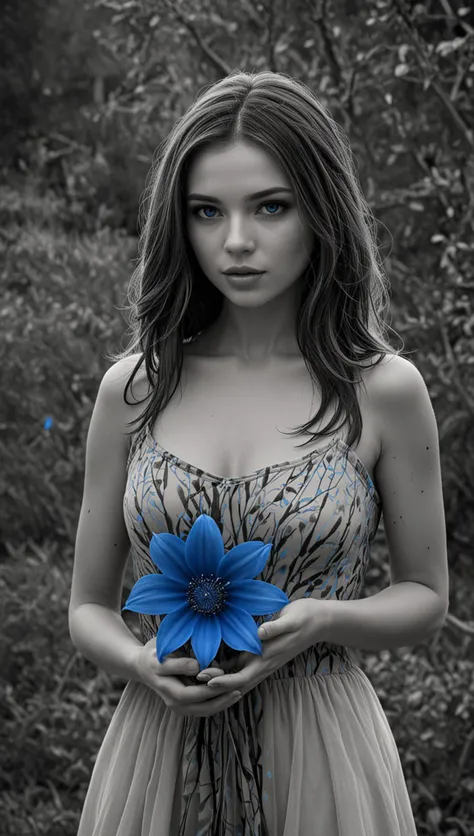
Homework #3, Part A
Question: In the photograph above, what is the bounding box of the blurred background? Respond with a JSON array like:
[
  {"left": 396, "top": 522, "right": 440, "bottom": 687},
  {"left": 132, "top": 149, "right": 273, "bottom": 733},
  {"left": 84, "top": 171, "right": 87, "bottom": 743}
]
[{"left": 0, "top": 0, "right": 473, "bottom": 833}]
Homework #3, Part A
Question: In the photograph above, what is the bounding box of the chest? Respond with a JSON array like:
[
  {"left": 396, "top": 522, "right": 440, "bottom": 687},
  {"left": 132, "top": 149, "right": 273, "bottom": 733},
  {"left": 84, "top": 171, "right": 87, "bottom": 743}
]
[{"left": 126, "top": 353, "right": 382, "bottom": 487}]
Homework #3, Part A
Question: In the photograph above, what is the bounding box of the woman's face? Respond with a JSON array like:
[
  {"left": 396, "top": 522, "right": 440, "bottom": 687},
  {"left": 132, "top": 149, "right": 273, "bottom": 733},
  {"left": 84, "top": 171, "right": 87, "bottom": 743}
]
[{"left": 185, "top": 140, "right": 315, "bottom": 309}]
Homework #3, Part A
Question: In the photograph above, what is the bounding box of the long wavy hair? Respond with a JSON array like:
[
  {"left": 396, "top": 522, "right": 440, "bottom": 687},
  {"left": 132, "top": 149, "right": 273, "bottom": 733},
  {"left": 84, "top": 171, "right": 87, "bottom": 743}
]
[{"left": 108, "top": 69, "right": 407, "bottom": 451}]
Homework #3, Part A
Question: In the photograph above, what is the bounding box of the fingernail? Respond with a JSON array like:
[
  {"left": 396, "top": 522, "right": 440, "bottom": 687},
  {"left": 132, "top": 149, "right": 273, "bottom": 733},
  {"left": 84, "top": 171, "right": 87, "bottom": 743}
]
[{"left": 197, "top": 673, "right": 210, "bottom": 682}]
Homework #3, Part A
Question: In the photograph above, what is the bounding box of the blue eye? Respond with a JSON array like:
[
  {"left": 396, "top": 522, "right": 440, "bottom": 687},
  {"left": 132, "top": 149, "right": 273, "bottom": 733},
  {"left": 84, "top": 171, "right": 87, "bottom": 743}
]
[{"left": 192, "top": 201, "right": 288, "bottom": 221}]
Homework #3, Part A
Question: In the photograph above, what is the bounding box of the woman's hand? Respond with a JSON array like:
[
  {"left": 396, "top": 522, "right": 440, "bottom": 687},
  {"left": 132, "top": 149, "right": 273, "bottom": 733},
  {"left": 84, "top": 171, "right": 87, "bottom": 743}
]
[
  {"left": 133, "top": 640, "right": 242, "bottom": 717},
  {"left": 198, "top": 598, "right": 327, "bottom": 696}
]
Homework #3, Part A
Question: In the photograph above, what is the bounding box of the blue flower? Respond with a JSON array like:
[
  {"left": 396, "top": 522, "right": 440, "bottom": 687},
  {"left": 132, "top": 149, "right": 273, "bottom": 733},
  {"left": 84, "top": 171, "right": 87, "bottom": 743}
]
[{"left": 122, "top": 513, "right": 289, "bottom": 671}]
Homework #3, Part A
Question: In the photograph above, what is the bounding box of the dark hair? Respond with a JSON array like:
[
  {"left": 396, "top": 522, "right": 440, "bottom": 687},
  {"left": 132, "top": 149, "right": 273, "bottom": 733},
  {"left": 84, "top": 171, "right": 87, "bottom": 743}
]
[{"left": 108, "top": 69, "right": 408, "bottom": 451}]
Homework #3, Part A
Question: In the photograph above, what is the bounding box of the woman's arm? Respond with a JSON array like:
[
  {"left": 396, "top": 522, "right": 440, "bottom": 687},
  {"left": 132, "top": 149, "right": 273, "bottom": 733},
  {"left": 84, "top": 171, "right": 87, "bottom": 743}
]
[
  {"left": 319, "top": 581, "right": 446, "bottom": 651},
  {"left": 320, "top": 357, "right": 449, "bottom": 651},
  {"left": 69, "top": 602, "right": 143, "bottom": 680},
  {"left": 69, "top": 360, "right": 141, "bottom": 680}
]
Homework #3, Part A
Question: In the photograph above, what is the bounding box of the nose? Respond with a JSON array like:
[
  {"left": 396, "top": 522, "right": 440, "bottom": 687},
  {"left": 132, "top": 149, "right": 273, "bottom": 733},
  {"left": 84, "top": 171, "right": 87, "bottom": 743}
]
[{"left": 223, "top": 215, "right": 256, "bottom": 251}]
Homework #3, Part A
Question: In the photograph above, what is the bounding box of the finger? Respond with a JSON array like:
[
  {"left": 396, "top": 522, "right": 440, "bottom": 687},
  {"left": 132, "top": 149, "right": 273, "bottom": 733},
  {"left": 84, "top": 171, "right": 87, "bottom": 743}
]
[
  {"left": 196, "top": 667, "right": 225, "bottom": 681},
  {"left": 196, "top": 658, "right": 226, "bottom": 679},
  {"left": 193, "top": 659, "right": 226, "bottom": 679},
  {"left": 174, "top": 681, "right": 238, "bottom": 704},
  {"left": 205, "top": 654, "right": 260, "bottom": 691},
  {"left": 206, "top": 673, "right": 242, "bottom": 693},
  {"left": 184, "top": 690, "right": 242, "bottom": 717},
  {"left": 159, "top": 657, "right": 200, "bottom": 676}
]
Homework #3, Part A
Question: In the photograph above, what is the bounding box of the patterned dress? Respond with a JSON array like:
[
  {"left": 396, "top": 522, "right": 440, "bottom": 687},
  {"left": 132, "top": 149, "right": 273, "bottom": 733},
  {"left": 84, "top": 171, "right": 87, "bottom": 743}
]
[{"left": 77, "top": 422, "right": 418, "bottom": 836}]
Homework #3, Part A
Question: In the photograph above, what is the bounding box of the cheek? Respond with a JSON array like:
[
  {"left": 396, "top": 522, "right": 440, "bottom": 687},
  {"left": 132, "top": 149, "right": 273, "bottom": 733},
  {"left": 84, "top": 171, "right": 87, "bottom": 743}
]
[
  {"left": 187, "top": 230, "right": 215, "bottom": 266},
  {"left": 289, "top": 231, "right": 316, "bottom": 268},
  {"left": 273, "top": 231, "right": 312, "bottom": 265},
  {"left": 186, "top": 225, "right": 202, "bottom": 250},
  {"left": 277, "top": 217, "right": 312, "bottom": 251}
]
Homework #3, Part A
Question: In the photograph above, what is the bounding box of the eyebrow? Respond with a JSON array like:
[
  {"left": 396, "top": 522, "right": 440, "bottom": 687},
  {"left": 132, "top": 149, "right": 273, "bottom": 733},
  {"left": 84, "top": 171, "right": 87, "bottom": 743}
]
[{"left": 186, "top": 187, "right": 293, "bottom": 203}]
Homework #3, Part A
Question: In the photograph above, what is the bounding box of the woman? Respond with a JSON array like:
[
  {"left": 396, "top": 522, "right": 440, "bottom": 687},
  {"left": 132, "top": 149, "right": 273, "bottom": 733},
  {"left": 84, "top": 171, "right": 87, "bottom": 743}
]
[{"left": 70, "top": 70, "right": 449, "bottom": 835}]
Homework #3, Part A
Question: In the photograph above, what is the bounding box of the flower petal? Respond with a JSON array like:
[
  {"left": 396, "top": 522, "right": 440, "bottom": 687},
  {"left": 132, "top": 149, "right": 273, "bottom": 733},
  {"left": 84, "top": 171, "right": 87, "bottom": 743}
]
[
  {"left": 190, "top": 614, "right": 222, "bottom": 670},
  {"left": 228, "top": 579, "right": 290, "bottom": 614},
  {"left": 122, "top": 573, "right": 189, "bottom": 615},
  {"left": 149, "top": 532, "right": 191, "bottom": 585},
  {"left": 218, "top": 601, "right": 262, "bottom": 654},
  {"left": 184, "top": 513, "right": 225, "bottom": 577},
  {"left": 216, "top": 541, "right": 272, "bottom": 581},
  {"left": 156, "top": 604, "right": 197, "bottom": 663}
]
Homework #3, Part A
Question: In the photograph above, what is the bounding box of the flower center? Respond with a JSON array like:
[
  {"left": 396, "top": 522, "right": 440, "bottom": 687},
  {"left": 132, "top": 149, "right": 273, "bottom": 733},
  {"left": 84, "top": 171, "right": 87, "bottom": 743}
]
[{"left": 186, "top": 573, "right": 231, "bottom": 616}]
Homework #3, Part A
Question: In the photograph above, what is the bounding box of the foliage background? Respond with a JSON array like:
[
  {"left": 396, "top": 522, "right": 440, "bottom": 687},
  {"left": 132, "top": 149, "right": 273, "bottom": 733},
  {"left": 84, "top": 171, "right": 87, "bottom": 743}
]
[{"left": 0, "top": 0, "right": 473, "bottom": 833}]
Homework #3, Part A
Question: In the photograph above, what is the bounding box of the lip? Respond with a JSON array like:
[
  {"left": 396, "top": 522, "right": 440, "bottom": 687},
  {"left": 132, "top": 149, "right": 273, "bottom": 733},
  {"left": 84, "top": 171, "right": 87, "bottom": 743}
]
[
  {"left": 222, "top": 267, "right": 264, "bottom": 275},
  {"left": 225, "top": 271, "right": 265, "bottom": 286}
]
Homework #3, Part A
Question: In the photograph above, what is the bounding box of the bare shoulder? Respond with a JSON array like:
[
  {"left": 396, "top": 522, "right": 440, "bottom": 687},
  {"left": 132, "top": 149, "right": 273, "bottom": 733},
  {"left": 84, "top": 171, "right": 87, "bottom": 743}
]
[
  {"left": 104, "top": 354, "right": 150, "bottom": 449},
  {"left": 367, "top": 353, "right": 448, "bottom": 611},
  {"left": 108, "top": 353, "right": 149, "bottom": 399},
  {"left": 110, "top": 352, "right": 144, "bottom": 380},
  {"left": 369, "top": 353, "right": 434, "bottom": 451},
  {"left": 369, "top": 353, "right": 426, "bottom": 403}
]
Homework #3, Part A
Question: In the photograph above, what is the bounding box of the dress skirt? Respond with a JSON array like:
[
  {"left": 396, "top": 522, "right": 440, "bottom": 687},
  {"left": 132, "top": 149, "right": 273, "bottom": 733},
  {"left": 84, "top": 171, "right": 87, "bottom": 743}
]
[{"left": 77, "top": 661, "right": 418, "bottom": 836}]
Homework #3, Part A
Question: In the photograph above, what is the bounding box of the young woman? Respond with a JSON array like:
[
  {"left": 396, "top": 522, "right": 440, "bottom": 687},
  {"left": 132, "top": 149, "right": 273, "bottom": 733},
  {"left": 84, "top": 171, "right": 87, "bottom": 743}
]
[{"left": 70, "top": 70, "right": 449, "bottom": 836}]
